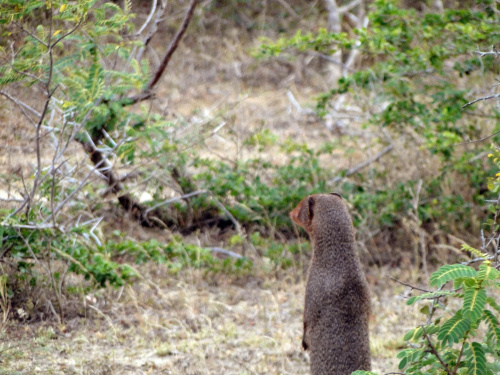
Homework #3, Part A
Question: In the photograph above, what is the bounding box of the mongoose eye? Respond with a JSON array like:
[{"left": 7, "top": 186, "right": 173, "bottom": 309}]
[
  {"left": 308, "top": 196, "right": 315, "bottom": 219},
  {"left": 330, "top": 193, "right": 342, "bottom": 199}
]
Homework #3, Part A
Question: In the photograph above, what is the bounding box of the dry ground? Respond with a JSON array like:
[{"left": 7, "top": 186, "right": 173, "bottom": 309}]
[
  {"left": 0, "top": 265, "right": 428, "bottom": 375},
  {"left": 0, "top": 3, "right": 448, "bottom": 375}
]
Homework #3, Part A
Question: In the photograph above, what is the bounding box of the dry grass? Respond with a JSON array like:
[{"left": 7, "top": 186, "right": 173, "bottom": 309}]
[{"left": 0, "top": 265, "right": 427, "bottom": 375}]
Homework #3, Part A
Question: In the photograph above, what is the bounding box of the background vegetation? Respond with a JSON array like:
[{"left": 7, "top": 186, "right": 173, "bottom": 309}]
[{"left": 1, "top": 0, "right": 500, "bottom": 373}]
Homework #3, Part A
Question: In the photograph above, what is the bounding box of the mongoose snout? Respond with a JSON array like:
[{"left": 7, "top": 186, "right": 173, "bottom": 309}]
[{"left": 290, "top": 193, "right": 371, "bottom": 375}]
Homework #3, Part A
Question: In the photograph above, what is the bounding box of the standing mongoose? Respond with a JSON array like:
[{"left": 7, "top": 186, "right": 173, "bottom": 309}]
[{"left": 290, "top": 193, "right": 371, "bottom": 375}]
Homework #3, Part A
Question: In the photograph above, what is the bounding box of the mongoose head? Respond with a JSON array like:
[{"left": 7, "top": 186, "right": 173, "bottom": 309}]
[{"left": 289, "top": 193, "right": 354, "bottom": 242}]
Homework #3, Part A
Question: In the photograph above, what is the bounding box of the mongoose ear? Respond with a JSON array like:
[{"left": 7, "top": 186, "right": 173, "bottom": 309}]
[
  {"left": 330, "top": 192, "right": 343, "bottom": 199},
  {"left": 290, "top": 196, "right": 314, "bottom": 229}
]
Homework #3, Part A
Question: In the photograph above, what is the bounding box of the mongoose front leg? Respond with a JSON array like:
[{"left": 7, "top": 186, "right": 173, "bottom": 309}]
[{"left": 302, "top": 320, "right": 309, "bottom": 350}]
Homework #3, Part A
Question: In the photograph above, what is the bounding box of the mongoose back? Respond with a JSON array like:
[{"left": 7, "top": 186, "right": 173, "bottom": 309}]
[{"left": 290, "top": 193, "right": 371, "bottom": 375}]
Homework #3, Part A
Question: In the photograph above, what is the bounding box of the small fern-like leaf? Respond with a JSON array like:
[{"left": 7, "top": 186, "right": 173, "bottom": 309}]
[
  {"left": 430, "top": 264, "right": 477, "bottom": 287},
  {"left": 438, "top": 311, "right": 470, "bottom": 347},
  {"left": 404, "top": 325, "right": 438, "bottom": 342},
  {"left": 466, "top": 342, "right": 487, "bottom": 375},
  {"left": 85, "top": 59, "right": 104, "bottom": 102},
  {"left": 397, "top": 348, "right": 425, "bottom": 370},
  {"left": 461, "top": 244, "right": 487, "bottom": 258},
  {"left": 463, "top": 287, "right": 487, "bottom": 324},
  {"left": 487, "top": 297, "right": 500, "bottom": 315},
  {"left": 483, "top": 310, "right": 500, "bottom": 343},
  {"left": 478, "top": 263, "right": 500, "bottom": 282}
]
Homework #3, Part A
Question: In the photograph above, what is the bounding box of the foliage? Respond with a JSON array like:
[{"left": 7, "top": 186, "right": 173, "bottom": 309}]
[
  {"left": 256, "top": 0, "right": 500, "bottom": 236},
  {"left": 364, "top": 81, "right": 500, "bottom": 375},
  {"left": 256, "top": 1, "right": 500, "bottom": 373},
  {"left": 395, "top": 260, "right": 500, "bottom": 374}
]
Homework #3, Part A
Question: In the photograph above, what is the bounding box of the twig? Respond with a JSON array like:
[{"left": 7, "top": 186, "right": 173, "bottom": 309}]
[
  {"left": 389, "top": 276, "right": 431, "bottom": 293},
  {"left": 209, "top": 247, "right": 243, "bottom": 259},
  {"left": 316, "top": 53, "right": 356, "bottom": 72},
  {"left": 454, "top": 130, "right": 500, "bottom": 145},
  {"left": 453, "top": 335, "right": 468, "bottom": 374},
  {"left": 0, "top": 223, "right": 63, "bottom": 231},
  {"left": 286, "top": 91, "right": 315, "bottom": 115},
  {"left": 135, "top": 0, "right": 168, "bottom": 62},
  {"left": 463, "top": 93, "right": 500, "bottom": 108},
  {"left": 43, "top": 138, "right": 127, "bottom": 224},
  {"left": 209, "top": 193, "right": 243, "bottom": 235},
  {"left": 421, "top": 326, "right": 453, "bottom": 375},
  {"left": 473, "top": 47, "right": 500, "bottom": 58},
  {"left": 128, "top": 0, "right": 198, "bottom": 104},
  {"left": 329, "top": 144, "right": 394, "bottom": 183},
  {"left": 145, "top": 190, "right": 209, "bottom": 214},
  {"left": 338, "top": 0, "right": 361, "bottom": 14},
  {"left": 0, "top": 90, "right": 42, "bottom": 117},
  {"left": 275, "top": 0, "right": 299, "bottom": 18},
  {"left": 0, "top": 198, "right": 24, "bottom": 203},
  {"left": 136, "top": 0, "right": 158, "bottom": 35}
]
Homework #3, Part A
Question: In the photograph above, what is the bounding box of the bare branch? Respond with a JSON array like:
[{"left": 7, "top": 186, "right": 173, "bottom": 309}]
[
  {"left": 338, "top": 0, "right": 361, "bottom": 14},
  {"left": 455, "top": 130, "right": 500, "bottom": 145},
  {"left": 0, "top": 90, "right": 42, "bottom": 117},
  {"left": 209, "top": 247, "right": 244, "bottom": 259},
  {"left": 128, "top": 0, "right": 198, "bottom": 104},
  {"left": 323, "top": 0, "right": 341, "bottom": 33},
  {"left": 137, "top": 0, "right": 158, "bottom": 35},
  {"left": 330, "top": 144, "right": 394, "bottom": 183},
  {"left": 463, "top": 93, "right": 500, "bottom": 108},
  {"left": 1, "top": 223, "right": 63, "bottom": 231},
  {"left": 275, "top": 0, "right": 299, "bottom": 18},
  {"left": 473, "top": 47, "right": 500, "bottom": 58},
  {"left": 389, "top": 276, "right": 431, "bottom": 293},
  {"left": 209, "top": 192, "right": 243, "bottom": 236},
  {"left": 145, "top": 190, "right": 209, "bottom": 214}
]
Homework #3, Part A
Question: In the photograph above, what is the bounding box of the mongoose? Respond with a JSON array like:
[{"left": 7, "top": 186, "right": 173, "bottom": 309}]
[{"left": 290, "top": 193, "right": 371, "bottom": 375}]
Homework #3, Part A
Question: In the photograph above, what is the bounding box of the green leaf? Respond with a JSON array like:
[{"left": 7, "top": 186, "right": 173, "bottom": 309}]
[
  {"left": 483, "top": 310, "right": 500, "bottom": 343},
  {"left": 463, "top": 287, "right": 487, "bottom": 324},
  {"left": 438, "top": 311, "right": 470, "bottom": 347},
  {"left": 461, "top": 244, "right": 487, "bottom": 258},
  {"left": 478, "top": 263, "right": 500, "bottom": 282},
  {"left": 430, "top": 264, "right": 477, "bottom": 287},
  {"left": 403, "top": 325, "right": 438, "bottom": 342},
  {"left": 407, "top": 290, "right": 457, "bottom": 305},
  {"left": 397, "top": 348, "right": 425, "bottom": 370},
  {"left": 487, "top": 297, "right": 500, "bottom": 315},
  {"left": 466, "top": 342, "right": 487, "bottom": 375}
]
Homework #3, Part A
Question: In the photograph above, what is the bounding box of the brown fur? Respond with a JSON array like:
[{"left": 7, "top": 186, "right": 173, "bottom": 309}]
[{"left": 290, "top": 193, "right": 371, "bottom": 375}]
